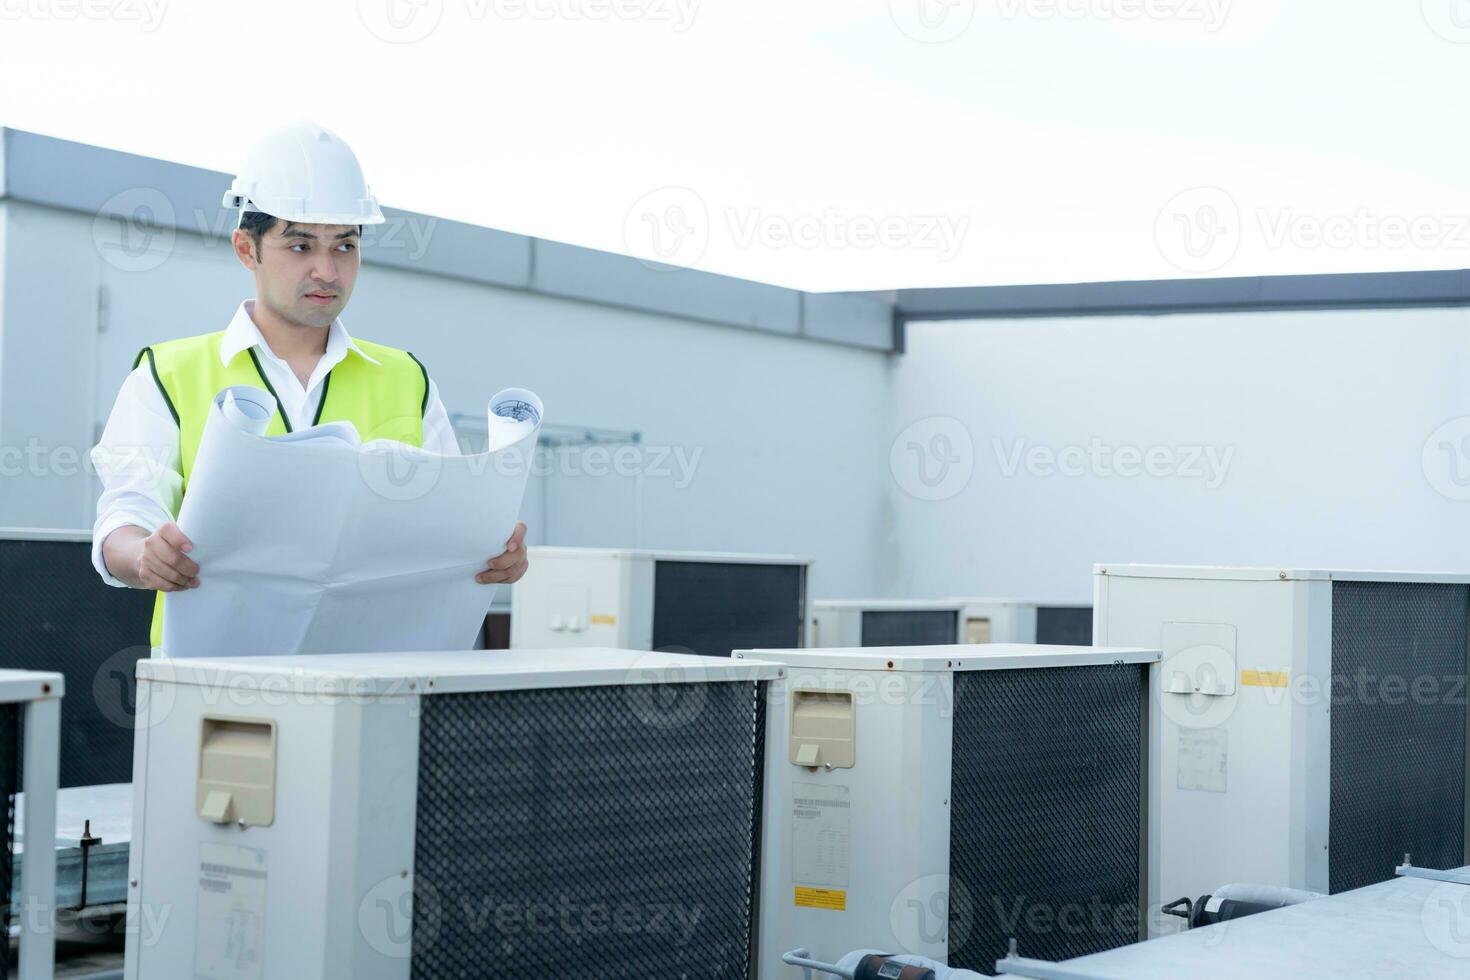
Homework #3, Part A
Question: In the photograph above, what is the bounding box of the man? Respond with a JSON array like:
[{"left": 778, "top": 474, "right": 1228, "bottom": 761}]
[{"left": 91, "top": 120, "right": 528, "bottom": 651}]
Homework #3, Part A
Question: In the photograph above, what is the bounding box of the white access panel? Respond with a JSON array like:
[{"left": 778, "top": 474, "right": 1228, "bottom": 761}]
[
  {"left": 738, "top": 644, "right": 1160, "bottom": 979},
  {"left": 510, "top": 546, "right": 812, "bottom": 653},
  {"left": 1093, "top": 563, "right": 1470, "bottom": 937},
  {"left": 124, "top": 649, "right": 782, "bottom": 980}
]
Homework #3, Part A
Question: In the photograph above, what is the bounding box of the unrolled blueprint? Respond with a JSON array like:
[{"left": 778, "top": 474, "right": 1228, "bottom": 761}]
[{"left": 162, "top": 384, "right": 543, "bottom": 657}]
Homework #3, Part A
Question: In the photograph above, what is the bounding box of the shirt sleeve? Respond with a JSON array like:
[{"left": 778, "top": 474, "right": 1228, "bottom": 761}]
[
  {"left": 421, "top": 377, "right": 462, "bottom": 455},
  {"left": 90, "top": 363, "right": 184, "bottom": 587}
]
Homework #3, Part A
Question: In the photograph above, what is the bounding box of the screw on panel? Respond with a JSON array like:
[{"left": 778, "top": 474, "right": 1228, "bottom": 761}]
[{"left": 1279, "top": 571, "right": 1287, "bottom": 580}]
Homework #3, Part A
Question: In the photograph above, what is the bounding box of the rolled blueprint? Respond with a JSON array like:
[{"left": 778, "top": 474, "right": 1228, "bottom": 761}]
[{"left": 163, "top": 384, "right": 544, "bottom": 657}]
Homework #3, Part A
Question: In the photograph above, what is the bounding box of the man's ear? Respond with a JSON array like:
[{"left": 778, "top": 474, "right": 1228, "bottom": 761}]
[{"left": 231, "top": 228, "right": 259, "bottom": 269}]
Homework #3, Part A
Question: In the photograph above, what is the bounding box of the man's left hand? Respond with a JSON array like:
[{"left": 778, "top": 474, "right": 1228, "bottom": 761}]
[{"left": 476, "top": 522, "right": 529, "bottom": 585}]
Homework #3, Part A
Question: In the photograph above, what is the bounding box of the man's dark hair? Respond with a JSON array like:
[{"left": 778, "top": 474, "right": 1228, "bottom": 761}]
[{"left": 238, "top": 210, "right": 364, "bottom": 258}]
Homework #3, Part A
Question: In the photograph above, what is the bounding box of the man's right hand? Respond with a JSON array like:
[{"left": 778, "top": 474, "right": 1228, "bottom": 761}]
[{"left": 102, "top": 523, "right": 199, "bottom": 591}]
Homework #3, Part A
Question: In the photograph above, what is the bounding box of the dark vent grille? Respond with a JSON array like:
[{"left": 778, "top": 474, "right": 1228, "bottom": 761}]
[
  {"left": 949, "top": 664, "right": 1145, "bottom": 974},
  {"left": 860, "top": 610, "right": 958, "bottom": 647},
  {"left": 652, "top": 561, "right": 805, "bottom": 657},
  {"left": 0, "top": 537, "right": 152, "bottom": 787},
  {"left": 411, "top": 679, "right": 768, "bottom": 979},
  {"left": 1329, "top": 581, "right": 1468, "bottom": 893}
]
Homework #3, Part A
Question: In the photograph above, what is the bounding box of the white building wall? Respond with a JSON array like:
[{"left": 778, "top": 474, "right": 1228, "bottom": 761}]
[{"left": 887, "top": 310, "right": 1470, "bottom": 602}]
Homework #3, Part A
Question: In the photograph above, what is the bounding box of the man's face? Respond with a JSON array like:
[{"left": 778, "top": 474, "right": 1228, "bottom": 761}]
[{"left": 238, "top": 220, "right": 361, "bottom": 329}]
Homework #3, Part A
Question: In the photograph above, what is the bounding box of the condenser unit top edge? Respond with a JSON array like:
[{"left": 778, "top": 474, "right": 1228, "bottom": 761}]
[
  {"left": 0, "top": 669, "right": 64, "bottom": 704},
  {"left": 138, "top": 649, "right": 785, "bottom": 695},
  {"left": 811, "top": 597, "right": 1067, "bottom": 612},
  {"left": 737, "top": 645, "right": 1159, "bottom": 673},
  {"left": 1094, "top": 563, "right": 1470, "bottom": 584},
  {"left": 0, "top": 526, "right": 92, "bottom": 543},
  {"left": 526, "top": 545, "right": 813, "bottom": 566}
]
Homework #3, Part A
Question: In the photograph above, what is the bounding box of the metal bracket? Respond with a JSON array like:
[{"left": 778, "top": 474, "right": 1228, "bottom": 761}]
[{"left": 1395, "top": 862, "right": 1470, "bottom": 886}]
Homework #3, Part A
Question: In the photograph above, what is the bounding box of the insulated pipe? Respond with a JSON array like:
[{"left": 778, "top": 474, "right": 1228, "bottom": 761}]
[{"left": 1211, "top": 883, "right": 1325, "bottom": 908}]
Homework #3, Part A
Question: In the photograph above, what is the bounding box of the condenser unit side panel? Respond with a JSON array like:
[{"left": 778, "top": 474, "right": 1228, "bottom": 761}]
[
  {"left": 1327, "top": 580, "right": 1469, "bottom": 893},
  {"left": 859, "top": 609, "right": 961, "bottom": 648},
  {"left": 410, "top": 680, "right": 768, "bottom": 979},
  {"left": 651, "top": 561, "right": 804, "bottom": 657},
  {"left": 948, "top": 662, "right": 1147, "bottom": 973}
]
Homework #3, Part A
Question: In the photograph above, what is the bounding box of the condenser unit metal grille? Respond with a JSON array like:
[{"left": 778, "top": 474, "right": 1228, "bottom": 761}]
[
  {"left": 0, "top": 537, "right": 152, "bottom": 787},
  {"left": 411, "top": 679, "right": 768, "bottom": 979},
  {"left": 949, "top": 664, "right": 1146, "bottom": 975},
  {"left": 0, "top": 702, "right": 17, "bottom": 976},
  {"left": 652, "top": 561, "right": 805, "bottom": 657},
  {"left": 860, "top": 610, "right": 959, "bottom": 648},
  {"left": 1329, "top": 581, "right": 1469, "bottom": 893},
  {"left": 1034, "top": 606, "right": 1093, "bottom": 646}
]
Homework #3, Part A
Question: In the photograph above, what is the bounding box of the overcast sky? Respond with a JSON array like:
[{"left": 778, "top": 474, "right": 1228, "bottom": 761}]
[{"left": 2, "top": 0, "right": 1468, "bottom": 291}]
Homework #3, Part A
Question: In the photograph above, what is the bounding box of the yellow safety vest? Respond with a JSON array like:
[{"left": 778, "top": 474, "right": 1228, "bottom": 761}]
[{"left": 134, "top": 330, "right": 429, "bottom": 648}]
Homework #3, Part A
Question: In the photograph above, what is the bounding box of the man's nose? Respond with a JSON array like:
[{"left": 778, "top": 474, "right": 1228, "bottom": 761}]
[{"left": 309, "top": 251, "right": 341, "bottom": 283}]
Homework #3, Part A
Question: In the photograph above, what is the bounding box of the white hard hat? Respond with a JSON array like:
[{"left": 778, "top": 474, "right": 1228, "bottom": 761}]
[{"left": 221, "top": 120, "right": 385, "bottom": 226}]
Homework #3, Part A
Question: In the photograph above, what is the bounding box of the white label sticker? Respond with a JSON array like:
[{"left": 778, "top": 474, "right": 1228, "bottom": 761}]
[
  {"left": 1177, "top": 728, "right": 1228, "bottom": 793},
  {"left": 196, "top": 842, "right": 268, "bottom": 979},
  {"left": 792, "top": 781, "right": 851, "bottom": 888}
]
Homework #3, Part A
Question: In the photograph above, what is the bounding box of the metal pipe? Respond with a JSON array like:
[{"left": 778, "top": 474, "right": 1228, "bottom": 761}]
[
  {"left": 782, "top": 948, "right": 855, "bottom": 979},
  {"left": 992, "top": 954, "right": 1112, "bottom": 980},
  {"left": 1210, "top": 883, "right": 1324, "bottom": 907}
]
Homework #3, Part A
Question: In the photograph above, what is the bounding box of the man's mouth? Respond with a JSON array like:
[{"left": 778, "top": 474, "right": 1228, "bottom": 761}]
[{"left": 305, "top": 292, "right": 337, "bottom": 305}]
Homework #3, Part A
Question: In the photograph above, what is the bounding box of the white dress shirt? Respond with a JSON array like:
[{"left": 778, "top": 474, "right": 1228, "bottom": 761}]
[{"left": 90, "top": 299, "right": 459, "bottom": 587}]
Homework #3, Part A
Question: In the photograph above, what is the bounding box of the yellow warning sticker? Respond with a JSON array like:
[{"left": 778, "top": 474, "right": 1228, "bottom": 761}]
[
  {"left": 590, "top": 614, "right": 617, "bottom": 626},
  {"left": 1241, "top": 670, "right": 1288, "bottom": 688},
  {"left": 794, "top": 887, "right": 847, "bottom": 911}
]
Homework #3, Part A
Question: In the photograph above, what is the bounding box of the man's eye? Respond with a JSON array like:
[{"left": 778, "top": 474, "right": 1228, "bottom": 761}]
[
  {"left": 290, "top": 243, "right": 309, "bottom": 252},
  {"left": 337, "top": 243, "right": 356, "bottom": 253}
]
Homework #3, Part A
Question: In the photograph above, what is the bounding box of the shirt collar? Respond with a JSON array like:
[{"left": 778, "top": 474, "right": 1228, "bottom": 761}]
[{"left": 220, "top": 300, "right": 381, "bottom": 368}]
